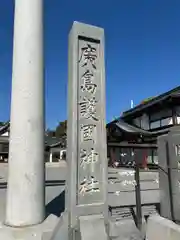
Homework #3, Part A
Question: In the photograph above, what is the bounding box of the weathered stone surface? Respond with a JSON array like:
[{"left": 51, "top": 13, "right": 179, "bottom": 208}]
[
  {"left": 108, "top": 169, "right": 158, "bottom": 182},
  {"left": 171, "top": 193, "right": 180, "bottom": 222},
  {"left": 49, "top": 212, "right": 68, "bottom": 240},
  {"left": 159, "top": 168, "right": 172, "bottom": 219},
  {"left": 108, "top": 189, "right": 160, "bottom": 206},
  {"left": 79, "top": 214, "right": 108, "bottom": 240},
  {"left": 6, "top": 0, "right": 45, "bottom": 227},
  {"left": 108, "top": 180, "right": 159, "bottom": 192},
  {"left": 110, "top": 207, "right": 132, "bottom": 221},
  {"left": 157, "top": 128, "right": 180, "bottom": 222},
  {"left": 146, "top": 215, "right": 180, "bottom": 240},
  {"left": 0, "top": 214, "right": 59, "bottom": 240},
  {"left": 0, "top": 165, "right": 66, "bottom": 222},
  {"left": 66, "top": 21, "right": 107, "bottom": 232},
  {"left": 157, "top": 134, "right": 168, "bottom": 172},
  {"left": 167, "top": 130, "right": 180, "bottom": 169},
  {"left": 109, "top": 218, "right": 143, "bottom": 239},
  {"left": 109, "top": 206, "right": 144, "bottom": 239},
  {"left": 133, "top": 205, "right": 158, "bottom": 218}
]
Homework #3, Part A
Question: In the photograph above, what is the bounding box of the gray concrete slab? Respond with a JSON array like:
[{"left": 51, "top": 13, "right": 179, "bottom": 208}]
[
  {"left": 108, "top": 189, "right": 160, "bottom": 206},
  {"left": 0, "top": 214, "right": 59, "bottom": 240},
  {"left": 159, "top": 169, "right": 172, "bottom": 219},
  {"left": 146, "top": 215, "right": 180, "bottom": 240},
  {"left": 79, "top": 214, "right": 108, "bottom": 240},
  {"left": 108, "top": 181, "right": 159, "bottom": 192}
]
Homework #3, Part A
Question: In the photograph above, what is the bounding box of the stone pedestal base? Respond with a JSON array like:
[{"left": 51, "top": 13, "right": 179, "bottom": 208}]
[
  {"left": 108, "top": 218, "right": 144, "bottom": 240},
  {"left": 0, "top": 214, "right": 59, "bottom": 240},
  {"left": 146, "top": 215, "right": 180, "bottom": 240},
  {"left": 79, "top": 214, "right": 108, "bottom": 240}
]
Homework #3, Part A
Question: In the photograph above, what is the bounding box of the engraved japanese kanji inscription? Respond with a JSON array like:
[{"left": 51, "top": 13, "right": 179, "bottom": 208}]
[
  {"left": 79, "top": 43, "right": 97, "bottom": 69},
  {"left": 77, "top": 38, "right": 103, "bottom": 205},
  {"left": 80, "top": 148, "right": 99, "bottom": 171},
  {"left": 80, "top": 70, "right": 97, "bottom": 94},
  {"left": 79, "top": 96, "right": 99, "bottom": 121},
  {"left": 79, "top": 176, "right": 100, "bottom": 195}
]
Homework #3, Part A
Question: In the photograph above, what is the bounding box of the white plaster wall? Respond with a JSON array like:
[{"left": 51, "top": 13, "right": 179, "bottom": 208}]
[{"left": 133, "top": 108, "right": 176, "bottom": 130}]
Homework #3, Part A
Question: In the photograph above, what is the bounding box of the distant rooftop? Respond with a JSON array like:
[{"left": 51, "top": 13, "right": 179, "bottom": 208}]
[{"left": 122, "top": 85, "right": 180, "bottom": 118}]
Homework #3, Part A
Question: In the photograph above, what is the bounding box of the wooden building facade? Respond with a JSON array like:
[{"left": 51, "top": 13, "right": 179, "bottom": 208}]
[{"left": 107, "top": 86, "right": 180, "bottom": 168}]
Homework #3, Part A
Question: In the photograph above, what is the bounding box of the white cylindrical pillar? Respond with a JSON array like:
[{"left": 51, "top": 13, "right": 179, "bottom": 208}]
[{"left": 5, "top": 0, "right": 45, "bottom": 227}]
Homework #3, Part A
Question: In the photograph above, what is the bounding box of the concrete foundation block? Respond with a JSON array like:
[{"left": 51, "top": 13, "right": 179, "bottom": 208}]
[
  {"left": 169, "top": 169, "right": 180, "bottom": 195},
  {"left": 172, "top": 193, "right": 180, "bottom": 222},
  {"left": 146, "top": 215, "right": 180, "bottom": 240},
  {"left": 159, "top": 169, "right": 172, "bottom": 219},
  {"left": 48, "top": 212, "right": 68, "bottom": 240},
  {"left": 0, "top": 214, "right": 59, "bottom": 240},
  {"left": 109, "top": 218, "right": 143, "bottom": 239},
  {"left": 79, "top": 214, "right": 108, "bottom": 240}
]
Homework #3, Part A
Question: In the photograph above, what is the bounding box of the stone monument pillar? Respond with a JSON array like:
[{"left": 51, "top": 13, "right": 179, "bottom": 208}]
[
  {"left": 166, "top": 127, "right": 180, "bottom": 222},
  {"left": 158, "top": 126, "right": 180, "bottom": 222},
  {"left": 5, "top": 0, "right": 45, "bottom": 227},
  {"left": 157, "top": 134, "right": 172, "bottom": 220},
  {"left": 66, "top": 22, "right": 108, "bottom": 239}
]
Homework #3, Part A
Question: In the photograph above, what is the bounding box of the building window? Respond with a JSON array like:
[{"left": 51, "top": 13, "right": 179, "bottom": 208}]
[
  {"left": 161, "top": 117, "right": 173, "bottom": 127},
  {"left": 149, "top": 109, "right": 173, "bottom": 129},
  {"left": 133, "top": 114, "right": 149, "bottom": 130},
  {"left": 150, "top": 118, "right": 173, "bottom": 129},
  {"left": 150, "top": 120, "right": 161, "bottom": 129},
  {"left": 150, "top": 109, "right": 172, "bottom": 122}
]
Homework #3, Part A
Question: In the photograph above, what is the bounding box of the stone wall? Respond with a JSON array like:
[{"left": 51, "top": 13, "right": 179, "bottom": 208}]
[
  {"left": 0, "top": 163, "right": 160, "bottom": 233},
  {"left": 108, "top": 168, "right": 159, "bottom": 207},
  {"left": 0, "top": 164, "right": 160, "bottom": 217},
  {"left": 0, "top": 163, "right": 67, "bottom": 221}
]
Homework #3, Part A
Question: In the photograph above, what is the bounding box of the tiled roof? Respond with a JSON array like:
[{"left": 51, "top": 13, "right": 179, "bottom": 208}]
[{"left": 122, "top": 86, "right": 180, "bottom": 118}]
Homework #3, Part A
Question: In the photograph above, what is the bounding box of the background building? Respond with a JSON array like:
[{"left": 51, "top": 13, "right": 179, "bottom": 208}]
[{"left": 107, "top": 86, "right": 180, "bottom": 168}]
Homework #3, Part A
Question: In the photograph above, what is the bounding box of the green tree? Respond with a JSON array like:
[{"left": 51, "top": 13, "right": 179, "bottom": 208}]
[{"left": 55, "top": 120, "right": 67, "bottom": 137}]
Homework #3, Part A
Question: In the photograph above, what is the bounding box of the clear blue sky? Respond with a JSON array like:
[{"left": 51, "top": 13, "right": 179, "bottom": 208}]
[{"left": 0, "top": 0, "right": 180, "bottom": 129}]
